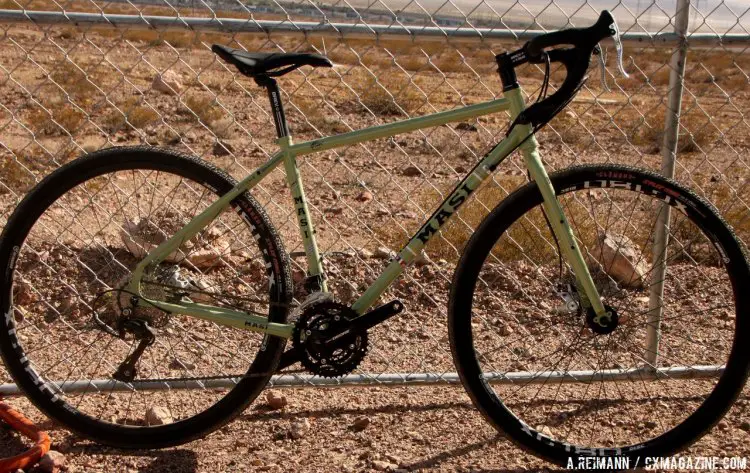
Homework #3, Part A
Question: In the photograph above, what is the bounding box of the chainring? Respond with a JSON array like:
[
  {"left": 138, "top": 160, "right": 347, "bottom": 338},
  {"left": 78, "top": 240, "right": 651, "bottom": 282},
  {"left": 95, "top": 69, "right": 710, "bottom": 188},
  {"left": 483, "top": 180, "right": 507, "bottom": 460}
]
[{"left": 292, "top": 300, "right": 368, "bottom": 378}]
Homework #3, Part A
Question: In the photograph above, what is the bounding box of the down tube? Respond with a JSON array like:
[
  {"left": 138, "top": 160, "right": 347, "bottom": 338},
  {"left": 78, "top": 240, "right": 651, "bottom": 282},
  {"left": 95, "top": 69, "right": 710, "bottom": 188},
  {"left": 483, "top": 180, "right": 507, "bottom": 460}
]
[{"left": 350, "top": 128, "right": 526, "bottom": 315}]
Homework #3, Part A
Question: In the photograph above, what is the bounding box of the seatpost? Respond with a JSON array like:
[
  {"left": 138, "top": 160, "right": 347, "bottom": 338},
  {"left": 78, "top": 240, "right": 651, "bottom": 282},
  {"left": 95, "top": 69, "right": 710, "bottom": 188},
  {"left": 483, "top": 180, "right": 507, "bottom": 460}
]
[{"left": 254, "top": 75, "right": 289, "bottom": 139}]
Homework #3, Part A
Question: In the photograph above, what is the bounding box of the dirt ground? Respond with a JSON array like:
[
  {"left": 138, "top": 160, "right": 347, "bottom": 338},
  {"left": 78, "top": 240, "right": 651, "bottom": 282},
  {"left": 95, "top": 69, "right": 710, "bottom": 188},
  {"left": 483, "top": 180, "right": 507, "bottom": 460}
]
[{"left": 1, "top": 8, "right": 750, "bottom": 473}]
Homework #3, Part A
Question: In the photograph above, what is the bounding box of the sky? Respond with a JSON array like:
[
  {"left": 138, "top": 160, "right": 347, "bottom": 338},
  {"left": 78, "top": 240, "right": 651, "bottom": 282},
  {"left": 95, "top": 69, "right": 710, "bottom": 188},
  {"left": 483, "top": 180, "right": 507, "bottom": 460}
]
[{"left": 337, "top": 0, "right": 749, "bottom": 33}]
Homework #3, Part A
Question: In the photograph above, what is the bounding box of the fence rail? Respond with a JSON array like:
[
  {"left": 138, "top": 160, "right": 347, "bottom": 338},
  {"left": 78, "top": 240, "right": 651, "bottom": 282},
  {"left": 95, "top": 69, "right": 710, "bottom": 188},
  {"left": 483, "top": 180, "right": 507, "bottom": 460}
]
[
  {"left": 0, "top": 0, "right": 749, "bottom": 400},
  {"left": 2, "top": 9, "right": 750, "bottom": 45}
]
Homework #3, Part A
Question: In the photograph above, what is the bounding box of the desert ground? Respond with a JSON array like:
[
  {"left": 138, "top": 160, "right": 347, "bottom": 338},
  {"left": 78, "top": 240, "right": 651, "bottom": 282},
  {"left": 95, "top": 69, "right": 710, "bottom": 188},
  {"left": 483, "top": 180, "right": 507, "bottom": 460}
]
[{"left": 1, "top": 3, "right": 750, "bottom": 472}]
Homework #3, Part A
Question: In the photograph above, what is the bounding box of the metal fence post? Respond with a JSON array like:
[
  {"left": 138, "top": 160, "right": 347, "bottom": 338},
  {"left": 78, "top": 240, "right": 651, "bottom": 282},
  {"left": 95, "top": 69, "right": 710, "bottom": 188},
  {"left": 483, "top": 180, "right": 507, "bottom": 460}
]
[{"left": 646, "top": 0, "right": 691, "bottom": 367}]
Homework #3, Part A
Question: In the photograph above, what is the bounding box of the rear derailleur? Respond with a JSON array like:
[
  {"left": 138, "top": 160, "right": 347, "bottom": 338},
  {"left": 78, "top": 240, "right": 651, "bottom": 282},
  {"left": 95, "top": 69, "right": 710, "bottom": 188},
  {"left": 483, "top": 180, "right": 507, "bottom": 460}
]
[{"left": 112, "top": 316, "right": 156, "bottom": 383}]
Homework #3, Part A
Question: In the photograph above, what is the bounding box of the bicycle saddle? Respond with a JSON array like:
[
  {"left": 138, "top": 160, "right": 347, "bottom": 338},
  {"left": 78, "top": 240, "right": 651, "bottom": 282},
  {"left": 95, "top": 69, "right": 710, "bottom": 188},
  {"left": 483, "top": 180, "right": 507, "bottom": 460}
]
[{"left": 212, "top": 45, "right": 333, "bottom": 77}]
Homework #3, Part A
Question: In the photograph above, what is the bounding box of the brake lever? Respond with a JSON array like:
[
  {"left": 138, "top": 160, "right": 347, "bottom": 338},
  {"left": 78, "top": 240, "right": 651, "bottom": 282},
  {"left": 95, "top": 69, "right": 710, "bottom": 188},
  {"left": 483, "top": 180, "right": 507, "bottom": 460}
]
[{"left": 611, "top": 19, "right": 629, "bottom": 78}]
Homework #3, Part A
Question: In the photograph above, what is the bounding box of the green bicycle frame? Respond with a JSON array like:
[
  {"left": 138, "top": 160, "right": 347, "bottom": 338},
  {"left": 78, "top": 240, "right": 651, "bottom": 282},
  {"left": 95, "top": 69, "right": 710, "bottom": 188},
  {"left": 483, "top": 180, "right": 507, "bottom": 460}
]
[{"left": 126, "top": 87, "right": 606, "bottom": 339}]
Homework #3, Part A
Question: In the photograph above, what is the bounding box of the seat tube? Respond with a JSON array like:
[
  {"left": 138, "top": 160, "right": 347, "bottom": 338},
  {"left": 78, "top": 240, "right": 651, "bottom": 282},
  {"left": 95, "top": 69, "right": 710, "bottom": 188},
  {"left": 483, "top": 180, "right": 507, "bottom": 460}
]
[
  {"left": 505, "top": 88, "right": 606, "bottom": 317},
  {"left": 279, "top": 137, "right": 328, "bottom": 293}
]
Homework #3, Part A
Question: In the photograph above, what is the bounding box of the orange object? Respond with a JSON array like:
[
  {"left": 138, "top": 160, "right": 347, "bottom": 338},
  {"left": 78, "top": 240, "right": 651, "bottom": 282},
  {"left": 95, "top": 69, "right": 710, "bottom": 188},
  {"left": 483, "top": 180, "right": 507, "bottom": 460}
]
[{"left": 0, "top": 397, "right": 51, "bottom": 473}]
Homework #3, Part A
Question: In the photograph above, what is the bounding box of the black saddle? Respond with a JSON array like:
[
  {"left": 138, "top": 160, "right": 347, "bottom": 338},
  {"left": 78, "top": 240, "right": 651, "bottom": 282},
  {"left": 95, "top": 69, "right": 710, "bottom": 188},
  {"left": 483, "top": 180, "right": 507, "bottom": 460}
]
[{"left": 212, "top": 45, "right": 333, "bottom": 77}]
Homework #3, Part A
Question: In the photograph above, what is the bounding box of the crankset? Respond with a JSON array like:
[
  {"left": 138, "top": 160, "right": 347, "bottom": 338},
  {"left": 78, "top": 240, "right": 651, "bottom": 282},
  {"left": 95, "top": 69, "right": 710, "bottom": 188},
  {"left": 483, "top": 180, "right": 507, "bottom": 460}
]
[{"left": 281, "top": 299, "right": 403, "bottom": 376}]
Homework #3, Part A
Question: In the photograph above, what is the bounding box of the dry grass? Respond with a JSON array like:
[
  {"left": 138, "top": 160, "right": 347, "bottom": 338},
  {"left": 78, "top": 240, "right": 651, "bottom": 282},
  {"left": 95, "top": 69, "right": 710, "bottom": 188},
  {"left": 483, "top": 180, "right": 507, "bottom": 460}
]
[
  {"left": 0, "top": 154, "right": 36, "bottom": 193},
  {"left": 181, "top": 95, "right": 225, "bottom": 125},
  {"left": 48, "top": 62, "right": 97, "bottom": 102},
  {"left": 631, "top": 109, "right": 720, "bottom": 154},
  {"left": 0, "top": 144, "right": 55, "bottom": 193},
  {"left": 358, "top": 76, "right": 423, "bottom": 116},
  {"left": 26, "top": 104, "right": 86, "bottom": 136},
  {"left": 376, "top": 178, "right": 530, "bottom": 263},
  {"left": 101, "top": 98, "right": 160, "bottom": 133},
  {"left": 291, "top": 96, "right": 349, "bottom": 135}
]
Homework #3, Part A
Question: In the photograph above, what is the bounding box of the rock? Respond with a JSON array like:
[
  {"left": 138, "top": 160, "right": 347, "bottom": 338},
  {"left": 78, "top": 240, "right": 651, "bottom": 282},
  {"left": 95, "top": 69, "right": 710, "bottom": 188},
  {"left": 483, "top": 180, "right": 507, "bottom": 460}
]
[
  {"left": 292, "top": 270, "right": 306, "bottom": 286},
  {"left": 385, "top": 453, "right": 402, "bottom": 464},
  {"left": 58, "top": 296, "right": 78, "bottom": 316},
  {"left": 374, "top": 246, "right": 394, "bottom": 260},
  {"left": 355, "top": 190, "right": 374, "bottom": 202},
  {"left": 80, "top": 136, "right": 105, "bottom": 153},
  {"left": 396, "top": 211, "right": 418, "bottom": 219},
  {"left": 351, "top": 416, "right": 370, "bottom": 431},
  {"left": 145, "top": 406, "right": 173, "bottom": 425},
  {"left": 498, "top": 324, "right": 513, "bottom": 336},
  {"left": 266, "top": 390, "right": 288, "bottom": 410},
  {"left": 37, "top": 451, "right": 65, "bottom": 473},
  {"left": 718, "top": 420, "right": 729, "bottom": 430},
  {"left": 402, "top": 165, "right": 423, "bottom": 177},
  {"left": 213, "top": 141, "right": 234, "bottom": 156},
  {"left": 289, "top": 418, "right": 310, "bottom": 439},
  {"left": 189, "top": 277, "right": 216, "bottom": 303},
  {"left": 187, "top": 247, "right": 228, "bottom": 270},
  {"left": 740, "top": 421, "right": 750, "bottom": 432},
  {"left": 592, "top": 233, "right": 647, "bottom": 289},
  {"left": 372, "top": 460, "right": 398, "bottom": 471},
  {"left": 152, "top": 70, "right": 183, "bottom": 94},
  {"left": 120, "top": 218, "right": 187, "bottom": 263},
  {"left": 357, "top": 248, "right": 373, "bottom": 259},
  {"left": 455, "top": 122, "right": 478, "bottom": 132},
  {"left": 536, "top": 425, "right": 553, "bottom": 437},
  {"left": 414, "top": 251, "right": 430, "bottom": 267},
  {"left": 14, "top": 280, "right": 35, "bottom": 305},
  {"left": 168, "top": 358, "right": 196, "bottom": 371}
]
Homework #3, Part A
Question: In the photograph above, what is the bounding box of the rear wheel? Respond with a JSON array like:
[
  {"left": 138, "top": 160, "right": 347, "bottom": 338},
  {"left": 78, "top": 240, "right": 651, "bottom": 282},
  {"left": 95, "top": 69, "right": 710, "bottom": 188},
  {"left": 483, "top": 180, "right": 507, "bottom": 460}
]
[
  {"left": 450, "top": 164, "right": 750, "bottom": 465},
  {"left": 0, "top": 146, "right": 293, "bottom": 448}
]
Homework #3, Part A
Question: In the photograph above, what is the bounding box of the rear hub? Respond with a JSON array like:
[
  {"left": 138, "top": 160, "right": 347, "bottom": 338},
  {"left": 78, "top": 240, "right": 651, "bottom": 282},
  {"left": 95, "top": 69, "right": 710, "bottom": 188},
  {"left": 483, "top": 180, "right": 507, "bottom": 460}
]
[{"left": 585, "top": 304, "right": 619, "bottom": 335}]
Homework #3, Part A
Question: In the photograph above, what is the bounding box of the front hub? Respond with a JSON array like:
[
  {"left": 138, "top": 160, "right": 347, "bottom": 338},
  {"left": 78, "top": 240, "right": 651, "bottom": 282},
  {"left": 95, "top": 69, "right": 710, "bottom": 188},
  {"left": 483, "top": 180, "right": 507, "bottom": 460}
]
[{"left": 585, "top": 304, "right": 619, "bottom": 335}]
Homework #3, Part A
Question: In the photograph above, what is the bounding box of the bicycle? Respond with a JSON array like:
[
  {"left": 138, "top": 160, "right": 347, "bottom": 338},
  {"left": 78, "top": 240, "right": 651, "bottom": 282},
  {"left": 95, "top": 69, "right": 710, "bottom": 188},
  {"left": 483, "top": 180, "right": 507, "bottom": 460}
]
[{"left": 1, "top": 10, "right": 748, "bottom": 467}]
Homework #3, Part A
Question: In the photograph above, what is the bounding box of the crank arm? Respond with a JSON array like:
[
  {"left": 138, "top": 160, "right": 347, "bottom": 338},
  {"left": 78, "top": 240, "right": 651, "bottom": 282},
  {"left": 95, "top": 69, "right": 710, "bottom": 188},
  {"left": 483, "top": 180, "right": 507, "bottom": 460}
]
[{"left": 336, "top": 299, "right": 404, "bottom": 338}]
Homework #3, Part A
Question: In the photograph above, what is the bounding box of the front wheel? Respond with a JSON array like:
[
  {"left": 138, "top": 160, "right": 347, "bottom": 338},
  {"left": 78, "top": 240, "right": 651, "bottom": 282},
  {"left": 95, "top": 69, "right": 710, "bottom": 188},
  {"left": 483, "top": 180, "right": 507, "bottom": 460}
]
[
  {"left": 449, "top": 164, "right": 750, "bottom": 465},
  {"left": 0, "top": 146, "right": 293, "bottom": 448}
]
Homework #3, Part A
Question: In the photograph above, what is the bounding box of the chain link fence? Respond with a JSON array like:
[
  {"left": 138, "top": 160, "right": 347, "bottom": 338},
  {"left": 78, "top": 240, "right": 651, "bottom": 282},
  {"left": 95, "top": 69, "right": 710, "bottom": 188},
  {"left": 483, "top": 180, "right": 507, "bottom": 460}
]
[{"left": 0, "top": 0, "right": 749, "bottom": 394}]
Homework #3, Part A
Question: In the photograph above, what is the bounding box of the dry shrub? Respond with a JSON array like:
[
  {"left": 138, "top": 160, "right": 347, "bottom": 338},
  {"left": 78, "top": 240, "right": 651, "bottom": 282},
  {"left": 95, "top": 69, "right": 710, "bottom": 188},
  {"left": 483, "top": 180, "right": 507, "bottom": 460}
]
[
  {"left": 0, "top": 144, "right": 53, "bottom": 193},
  {"left": 162, "top": 31, "right": 199, "bottom": 49},
  {"left": 359, "top": 76, "right": 423, "bottom": 116},
  {"left": 27, "top": 104, "right": 85, "bottom": 136},
  {"left": 0, "top": 155, "right": 36, "bottom": 193},
  {"left": 649, "top": 67, "right": 672, "bottom": 86},
  {"left": 327, "top": 47, "right": 360, "bottom": 66},
  {"left": 122, "top": 30, "right": 160, "bottom": 44},
  {"left": 668, "top": 171, "right": 750, "bottom": 259},
  {"left": 208, "top": 117, "right": 236, "bottom": 139},
  {"left": 546, "top": 110, "right": 587, "bottom": 146},
  {"left": 56, "top": 27, "right": 78, "bottom": 40},
  {"left": 102, "top": 98, "right": 160, "bottom": 133},
  {"left": 291, "top": 96, "right": 349, "bottom": 135},
  {"left": 721, "top": 73, "right": 749, "bottom": 91},
  {"left": 182, "top": 95, "right": 224, "bottom": 124},
  {"left": 49, "top": 62, "right": 97, "bottom": 102},
  {"left": 433, "top": 51, "right": 465, "bottom": 73},
  {"left": 631, "top": 110, "right": 719, "bottom": 154},
  {"left": 376, "top": 178, "right": 528, "bottom": 263},
  {"left": 396, "top": 55, "right": 427, "bottom": 72}
]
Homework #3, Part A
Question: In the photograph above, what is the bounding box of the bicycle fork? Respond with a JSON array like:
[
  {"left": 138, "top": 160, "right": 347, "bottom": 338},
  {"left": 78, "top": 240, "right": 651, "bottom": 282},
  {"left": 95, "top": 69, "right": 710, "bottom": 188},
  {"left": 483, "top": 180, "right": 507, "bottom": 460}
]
[{"left": 505, "top": 89, "right": 608, "bottom": 321}]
